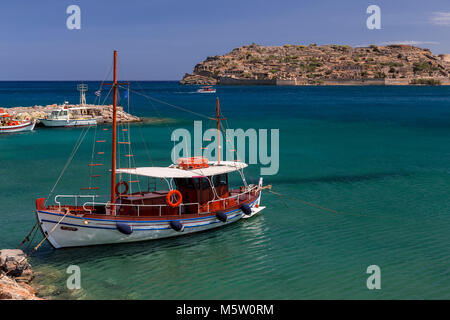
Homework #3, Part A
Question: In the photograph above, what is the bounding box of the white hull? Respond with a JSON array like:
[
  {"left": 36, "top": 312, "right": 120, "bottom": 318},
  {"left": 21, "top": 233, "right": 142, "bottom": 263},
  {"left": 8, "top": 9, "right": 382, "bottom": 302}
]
[
  {"left": 36, "top": 197, "right": 262, "bottom": 248},
  {"left": 40, "top": 118, "right": 96, "bottom": 127},
  {"left": 0, "top": 121, "right": 35, "bottom": 133},
  {"left": 197, "top": 90, "right": 216, "bottom": 93}
]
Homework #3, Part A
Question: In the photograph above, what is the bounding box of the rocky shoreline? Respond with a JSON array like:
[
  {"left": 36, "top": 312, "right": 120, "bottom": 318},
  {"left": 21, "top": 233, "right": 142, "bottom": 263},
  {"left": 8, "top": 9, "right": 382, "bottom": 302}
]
[
  {"left": 0, "top": 249, "right": 41, "bottom": 300},
  {"left": 2, "top": 104, "right": 141, "bottom": 124},
  {"left": 181, "top": 43, "right": 450, "bottom": 86}
]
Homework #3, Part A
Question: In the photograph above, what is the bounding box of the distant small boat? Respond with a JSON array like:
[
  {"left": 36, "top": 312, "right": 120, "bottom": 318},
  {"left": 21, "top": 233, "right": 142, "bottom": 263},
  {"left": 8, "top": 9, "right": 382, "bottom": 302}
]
[
  {"left": 197, "top": 86, "right": 216, "bottom": 93},
  {"left": 39, "top": 106, "right": 97, "bottom": 127},
  {"left": 0, "top": 109, "right": 36, "bottom": 134}
]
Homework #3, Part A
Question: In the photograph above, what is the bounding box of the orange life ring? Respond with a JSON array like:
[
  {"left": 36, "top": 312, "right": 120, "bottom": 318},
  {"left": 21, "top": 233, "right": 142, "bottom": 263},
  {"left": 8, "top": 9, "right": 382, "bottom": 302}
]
[
  {"left": 166, "top": 190, "right": 182, "bottom": 208},
  {"left": 115, "top": 181, "right": 129, "bottom": 195}
]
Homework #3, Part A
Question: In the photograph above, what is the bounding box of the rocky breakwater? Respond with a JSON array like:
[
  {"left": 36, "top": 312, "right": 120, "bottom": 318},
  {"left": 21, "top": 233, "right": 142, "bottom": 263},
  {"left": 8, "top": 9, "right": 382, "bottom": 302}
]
[
  {"left": 3, "top": 104, "right": 141, "bottom": 124},
  {"left": 0, "top": 249, "right": 41, "bottom": 300}
]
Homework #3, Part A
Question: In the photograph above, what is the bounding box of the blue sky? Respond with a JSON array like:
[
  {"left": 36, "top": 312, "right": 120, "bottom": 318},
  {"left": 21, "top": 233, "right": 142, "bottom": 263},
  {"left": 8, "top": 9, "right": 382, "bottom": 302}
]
[{"left": 0, "top": 0, "right": 449, "bottom": 80}]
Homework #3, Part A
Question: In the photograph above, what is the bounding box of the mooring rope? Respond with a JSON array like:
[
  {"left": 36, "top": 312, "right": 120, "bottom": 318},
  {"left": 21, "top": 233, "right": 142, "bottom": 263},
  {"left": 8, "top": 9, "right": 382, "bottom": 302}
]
[
  {"left": 265, "top": 188, "right": 431, "bottom": 224},
  {"left": 31, "top": 209, "right": 72, "bottom": 254},
  {"left": 16, "top": 222, "right": 38, "bottom": 249}
]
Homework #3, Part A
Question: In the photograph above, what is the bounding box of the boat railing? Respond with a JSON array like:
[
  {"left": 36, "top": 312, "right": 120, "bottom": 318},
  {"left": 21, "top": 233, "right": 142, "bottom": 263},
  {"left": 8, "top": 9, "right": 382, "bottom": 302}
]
[
  {"left": 55, "top": 194, "right": 102, "bottom": 210},
  {"left": 81, "top": 201, "right": 201, "bottom": 216},
  {"left": 57, "top": 185, "right": 259, "bottom": 216},
  {"left": 206, "top": 185, "right": 259, "bottom": 212}
]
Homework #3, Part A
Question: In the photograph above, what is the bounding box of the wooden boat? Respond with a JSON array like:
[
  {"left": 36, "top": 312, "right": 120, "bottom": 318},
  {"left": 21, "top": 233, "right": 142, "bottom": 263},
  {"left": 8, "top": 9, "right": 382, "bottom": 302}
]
[
  {"left": 0, "top": 109, "right": 36, "bottom": 134},
  {"left": 35, "top": 51, "right": 265, "bottom": 248}
]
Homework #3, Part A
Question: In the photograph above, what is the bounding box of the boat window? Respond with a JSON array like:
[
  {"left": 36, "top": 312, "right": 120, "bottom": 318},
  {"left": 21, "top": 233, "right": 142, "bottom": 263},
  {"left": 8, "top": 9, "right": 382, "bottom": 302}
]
[
  {"left": 174, "top": 178, "right": 185, "bottom": 188},
  {"left": 213, "top": 175, "right": 220, "bottom": 187},
  {"left": 201, "top": 178, "right": 210, "bottom": 189},
  {"left": 175, "top": 178, "right": 197, "bottom": 189},
  {"left": 192, "top": 178, "right": 200, "bottom": 190},
  {"left": 219, "top": 174, "right": 227, "bottom": 186}
]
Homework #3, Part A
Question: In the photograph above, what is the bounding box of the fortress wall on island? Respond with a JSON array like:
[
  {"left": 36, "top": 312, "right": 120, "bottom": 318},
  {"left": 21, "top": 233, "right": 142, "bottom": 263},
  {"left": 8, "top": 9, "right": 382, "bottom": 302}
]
[
  {"left": 276, "top": 79, "right": 298, "bottom": 86},
  {"left": 216, "top": 77, "right": 450, "bottom": 86},
  {"left": 218, "top": 77, "right": 276, "bottom": 85},
  {"left": 321, "top": 79, "right": 386, "bottom": 86}
]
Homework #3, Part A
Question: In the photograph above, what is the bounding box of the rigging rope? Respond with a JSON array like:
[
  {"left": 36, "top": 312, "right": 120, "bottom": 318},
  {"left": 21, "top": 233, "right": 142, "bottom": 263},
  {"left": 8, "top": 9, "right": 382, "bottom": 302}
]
[
  {"left": 44, "top": 126, "right": 91, "bottom": 205},
  {"left": 123, "top": 86, "right": 211, "bottom": 120}
]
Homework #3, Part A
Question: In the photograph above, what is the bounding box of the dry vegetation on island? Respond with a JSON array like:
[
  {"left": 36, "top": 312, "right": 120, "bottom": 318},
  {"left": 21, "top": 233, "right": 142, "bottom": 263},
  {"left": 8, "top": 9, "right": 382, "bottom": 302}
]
[{"left": 181, "top": 43, "right": 450, "bottom": 86}]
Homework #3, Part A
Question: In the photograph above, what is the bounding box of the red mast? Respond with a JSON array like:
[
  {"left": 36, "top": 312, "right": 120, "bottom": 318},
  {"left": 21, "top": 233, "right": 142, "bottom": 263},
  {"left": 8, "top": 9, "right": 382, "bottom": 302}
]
[
  {"left": 111, "top": 50, "right": 118, "bottom": 214},
  {"left": 216, "top": 97, "right": 224, "bottom": 164}
]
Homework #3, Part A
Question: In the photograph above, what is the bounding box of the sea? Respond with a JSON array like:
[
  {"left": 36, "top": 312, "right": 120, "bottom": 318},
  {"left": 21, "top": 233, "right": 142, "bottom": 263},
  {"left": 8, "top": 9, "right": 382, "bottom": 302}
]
[{"left": 0, "top": 81, "right": 449, "bottom": 299}]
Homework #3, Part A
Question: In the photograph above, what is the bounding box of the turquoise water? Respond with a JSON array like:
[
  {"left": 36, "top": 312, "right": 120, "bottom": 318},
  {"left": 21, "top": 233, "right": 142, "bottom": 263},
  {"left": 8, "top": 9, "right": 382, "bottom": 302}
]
[{"left": 0, "top": 82, "right": 449, "bottom": 299}]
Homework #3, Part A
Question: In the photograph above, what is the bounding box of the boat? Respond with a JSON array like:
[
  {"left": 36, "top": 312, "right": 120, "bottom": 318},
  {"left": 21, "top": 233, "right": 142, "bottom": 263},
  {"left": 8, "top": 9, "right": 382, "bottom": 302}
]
[
  {"left": 39, "top": 106, "right": 97, "bottom": 127},
  {"left": 0, "top": 108, "right": 36, "bottom": 134},
  {"left": 34, "top": 51, "right": 266, "bottom": 248},
  {"left": 197, "top": 86, "right": 216, "bottom": 93},
  {"left": 39, "top": 84, "right": 97, "bottom": 127}
]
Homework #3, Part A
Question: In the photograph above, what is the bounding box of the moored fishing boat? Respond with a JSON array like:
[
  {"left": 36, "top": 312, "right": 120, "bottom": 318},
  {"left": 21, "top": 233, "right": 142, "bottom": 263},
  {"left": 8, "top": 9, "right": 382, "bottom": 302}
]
[
  {"left": 39, "top": 106, "right": 97, "bottom": 127},
  {"left": 0, "top": 109, "right": 36, "bottom": 134},
  {"left": 39, "top": 84, "right": 97, "bottom": 127},
  {"left": 34, "top": 51, "right": 266, "bottom": 249}
]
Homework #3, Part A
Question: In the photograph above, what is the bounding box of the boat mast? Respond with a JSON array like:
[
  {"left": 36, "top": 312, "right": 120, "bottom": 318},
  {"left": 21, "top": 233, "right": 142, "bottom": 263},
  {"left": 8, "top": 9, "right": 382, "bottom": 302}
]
[
  {"left": 111, "top": 50, "right": 118, "bottom": 213},
  {"left": 216, "top": 97, "right": 221, "bottom": 164}
]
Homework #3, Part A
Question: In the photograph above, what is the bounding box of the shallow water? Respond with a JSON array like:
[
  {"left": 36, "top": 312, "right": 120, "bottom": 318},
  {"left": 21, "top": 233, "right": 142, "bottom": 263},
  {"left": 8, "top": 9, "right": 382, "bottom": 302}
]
[{"left": 0, "top": 82, "right": 449, "bottom": 299}]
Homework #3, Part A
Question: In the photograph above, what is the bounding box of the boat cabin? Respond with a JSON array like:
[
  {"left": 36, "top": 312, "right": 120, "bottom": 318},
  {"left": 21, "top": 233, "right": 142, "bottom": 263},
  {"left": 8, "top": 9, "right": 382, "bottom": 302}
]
[
  {"left": 111, "top": 159, "right": 253, "bottom": 217},
  {"left": 48, "top": 109, "right": 69, "bottom": 120}
]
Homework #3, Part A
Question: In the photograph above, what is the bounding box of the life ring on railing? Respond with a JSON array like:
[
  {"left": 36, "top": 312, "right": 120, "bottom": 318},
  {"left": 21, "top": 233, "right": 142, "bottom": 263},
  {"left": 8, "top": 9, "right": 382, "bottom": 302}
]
[
  {"left": 166, "top": 190, "right": 182, "bottom": 208},
  {"left": 115, "top": 181, "right": 129, "bottom": 196}
]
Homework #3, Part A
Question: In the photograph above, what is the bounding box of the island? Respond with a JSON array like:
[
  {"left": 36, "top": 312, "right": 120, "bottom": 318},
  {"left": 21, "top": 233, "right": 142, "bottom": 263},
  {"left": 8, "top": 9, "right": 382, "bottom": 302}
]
[{"left": 180, "top": 43, "right": 450, "bottom": 86}]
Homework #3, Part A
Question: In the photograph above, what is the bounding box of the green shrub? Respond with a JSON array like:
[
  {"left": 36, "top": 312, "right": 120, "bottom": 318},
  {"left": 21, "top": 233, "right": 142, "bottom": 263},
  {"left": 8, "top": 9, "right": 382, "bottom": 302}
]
[{"left": 410, "top": 78, "right": 441, "bottom": 85}]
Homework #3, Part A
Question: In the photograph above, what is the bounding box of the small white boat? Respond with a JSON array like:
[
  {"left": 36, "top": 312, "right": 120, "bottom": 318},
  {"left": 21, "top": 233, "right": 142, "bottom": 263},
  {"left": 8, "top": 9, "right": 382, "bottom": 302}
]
[
  {"left": 39, "top": 84, "right": 97, "bottom": 127},
  {"left": 39, "top": 107, "right": 97, "bottom": 127},
  {"left": 0, "top": 109, "right": 36, "bottom": 134},
  {"left": 197, "top": 86, "right": 216, "bottom": 93}
]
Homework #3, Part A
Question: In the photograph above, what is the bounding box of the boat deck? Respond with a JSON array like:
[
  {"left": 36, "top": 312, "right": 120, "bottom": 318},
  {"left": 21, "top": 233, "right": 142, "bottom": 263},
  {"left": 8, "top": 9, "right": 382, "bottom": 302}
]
[{"left": 37, "top": 187, "right": 260, "bottom": 221}]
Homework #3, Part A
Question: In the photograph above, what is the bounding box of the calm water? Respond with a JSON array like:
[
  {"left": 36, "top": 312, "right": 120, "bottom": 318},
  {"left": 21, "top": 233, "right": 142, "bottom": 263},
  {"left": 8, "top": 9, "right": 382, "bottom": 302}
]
[{"left": 0, "top": 82, "right": 449, "bottom": 299}]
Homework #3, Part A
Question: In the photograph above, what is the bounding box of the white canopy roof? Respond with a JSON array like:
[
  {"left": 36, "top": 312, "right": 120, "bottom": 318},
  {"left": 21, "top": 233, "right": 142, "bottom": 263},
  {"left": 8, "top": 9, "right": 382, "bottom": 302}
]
[{"left": 116, "top": 161, "right": 247, "bottom": 178}]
